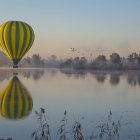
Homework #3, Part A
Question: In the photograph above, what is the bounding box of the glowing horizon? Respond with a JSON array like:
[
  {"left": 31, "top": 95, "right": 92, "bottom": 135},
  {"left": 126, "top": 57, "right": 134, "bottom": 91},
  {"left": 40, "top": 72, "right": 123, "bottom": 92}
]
[{"left": 0, "top": 0, "right": 140, "bottom": 59}]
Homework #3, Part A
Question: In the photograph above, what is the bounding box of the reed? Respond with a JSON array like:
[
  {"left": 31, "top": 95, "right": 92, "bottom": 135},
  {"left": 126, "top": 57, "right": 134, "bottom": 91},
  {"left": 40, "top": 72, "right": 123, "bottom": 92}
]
[
  {"left": 31, "top": 107, "right": 51, "bottom": 140},
  {"left": 32, "top": 109, "right": 140, "bottom": 140}
]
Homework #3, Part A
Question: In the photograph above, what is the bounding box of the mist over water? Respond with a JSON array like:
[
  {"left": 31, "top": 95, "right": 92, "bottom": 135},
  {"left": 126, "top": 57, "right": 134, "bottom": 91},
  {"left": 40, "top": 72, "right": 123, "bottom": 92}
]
[{"left": 0, "top": 69, "right": 140, "bottom": 140}]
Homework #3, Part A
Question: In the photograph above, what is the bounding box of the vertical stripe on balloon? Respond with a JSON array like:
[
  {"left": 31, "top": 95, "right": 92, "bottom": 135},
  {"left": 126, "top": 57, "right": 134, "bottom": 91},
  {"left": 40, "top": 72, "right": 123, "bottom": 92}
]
[
  {"left": 0, "top": 21, "right": 34, "bottom": 65},
  {"left": 0, "top": 76, "right": 33, "bottom": 119}
]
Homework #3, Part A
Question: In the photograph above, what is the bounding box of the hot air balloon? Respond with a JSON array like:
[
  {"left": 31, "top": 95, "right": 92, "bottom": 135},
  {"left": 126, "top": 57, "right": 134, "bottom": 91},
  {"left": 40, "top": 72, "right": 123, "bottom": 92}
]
[
  {"left": 0, "top": 21, "right": 35, "bottom": 68},
  {"left": 0, "top": 76, "right": 33, "bottom": 120}
]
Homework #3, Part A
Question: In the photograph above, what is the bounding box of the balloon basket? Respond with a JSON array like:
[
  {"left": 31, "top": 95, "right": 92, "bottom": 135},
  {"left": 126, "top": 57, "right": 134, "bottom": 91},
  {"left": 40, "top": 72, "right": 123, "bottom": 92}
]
[
  {"left": 13, "top": 65, "right": 18, "bottom": 68},
  {"left": 13, "top": 65, "right": 18, "bottom": 75},
  {"left": 13, "top": 72, "right": 18, "bottom": 76}
]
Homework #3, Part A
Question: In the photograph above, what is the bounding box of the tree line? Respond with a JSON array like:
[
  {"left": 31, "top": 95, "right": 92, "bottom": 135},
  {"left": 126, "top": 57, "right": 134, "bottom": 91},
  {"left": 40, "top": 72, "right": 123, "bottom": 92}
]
[
  {"left": 1, "top": 51, "right": 140, "bottom": 70},
  {"left": 60, "top": 52, "right": 140, "bottom": 70}
]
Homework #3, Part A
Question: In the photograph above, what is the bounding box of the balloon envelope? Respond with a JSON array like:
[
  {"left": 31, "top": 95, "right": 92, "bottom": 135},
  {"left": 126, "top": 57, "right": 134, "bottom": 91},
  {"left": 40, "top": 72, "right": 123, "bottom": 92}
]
[
  {"left": 0, "top": 21, "right": 34, "bottom": 65},
  {"left": 0, "top": 76, "right": 33, "bottom": 120}
]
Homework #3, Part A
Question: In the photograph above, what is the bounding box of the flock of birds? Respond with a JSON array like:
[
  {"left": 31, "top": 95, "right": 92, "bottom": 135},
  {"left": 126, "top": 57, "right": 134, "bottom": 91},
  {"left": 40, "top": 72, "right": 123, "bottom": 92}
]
[
  {"left": 70, "top": 48, "right": 77, "bottom": 52},
  {"left": 70, "top": 48, "right": 93, "bottom": 58}
]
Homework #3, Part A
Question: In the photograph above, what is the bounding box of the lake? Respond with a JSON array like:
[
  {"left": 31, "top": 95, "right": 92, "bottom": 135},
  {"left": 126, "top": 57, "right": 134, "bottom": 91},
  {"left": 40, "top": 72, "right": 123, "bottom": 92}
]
[{"left": 0, "top": 69, "right": 140, "bottom": 140}]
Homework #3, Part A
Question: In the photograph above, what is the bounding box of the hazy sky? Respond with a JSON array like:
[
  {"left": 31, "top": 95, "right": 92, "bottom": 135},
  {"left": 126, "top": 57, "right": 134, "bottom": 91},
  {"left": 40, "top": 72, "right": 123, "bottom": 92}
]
[{"left": 0, "top": 0, "right": 140, "bottom": 59}]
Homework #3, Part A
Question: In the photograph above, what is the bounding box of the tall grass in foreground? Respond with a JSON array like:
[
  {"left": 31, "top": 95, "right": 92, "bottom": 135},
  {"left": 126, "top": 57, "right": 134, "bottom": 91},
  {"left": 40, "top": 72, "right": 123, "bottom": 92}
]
[
  {"left": 32, "top": 109, "right": 123, "bottom": 140},
  {"left": 31, "top": 108, "right": 51, "bottom": 140}
]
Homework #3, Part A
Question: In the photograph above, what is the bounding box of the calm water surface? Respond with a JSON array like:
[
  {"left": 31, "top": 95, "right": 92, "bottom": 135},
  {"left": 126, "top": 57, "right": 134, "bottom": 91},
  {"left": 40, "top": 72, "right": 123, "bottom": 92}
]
[{"left": 0, "top": 69, "right": 140, "bottom": 140}]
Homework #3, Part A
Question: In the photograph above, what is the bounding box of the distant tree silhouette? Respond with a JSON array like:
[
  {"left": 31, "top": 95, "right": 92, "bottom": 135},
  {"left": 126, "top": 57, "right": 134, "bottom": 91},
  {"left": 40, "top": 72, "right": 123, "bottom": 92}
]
[
  {"left": 50, "top": 55, "right": 56, "bottom": 61},
  {"left": 73, "top": 57, "right": 87, "bottom": 69},
  {"left": 60, "top": 58, "right": 73, "bottom": 68},
  {"left": 0, "top": 51, "right": 12, "bottom": 66},
  {"left": 95, "top": 55, "right": 106, "bottom": 63},
  {"left": 94, "top": 55, "right": 107, "bottom": 67},
  {"left": 110, "top": 53, "right": 121, "bottom": 64},
  {"left": 128, "top": 52, "right": 140, "bottom": 65},
  {"left": 24, "top": 57, "right": 31, "bottom": 65},
  {"left": 1, "top": 49, "right": 140, "bottom": 70}
]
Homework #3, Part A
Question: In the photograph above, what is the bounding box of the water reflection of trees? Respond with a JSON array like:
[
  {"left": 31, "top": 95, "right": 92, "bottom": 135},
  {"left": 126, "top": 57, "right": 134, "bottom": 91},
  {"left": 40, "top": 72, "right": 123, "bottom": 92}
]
[
  {"left": 110, "top": 73, "right": 120, "bottom": 86},
  {"left": 127, "top": 73, "right": 140, "bottom": 87},
  {"left": 60, "top": 70, "right": 140, "bottom": 87},
  {"left": 0, "top": 69, "right": 13, "bottom": 81},
  {"left": 0, "top": 69, "right": 45, "bottom": 81},
  {"left": 60, "top": 69, "right": 87, "bottom": 79},
  {"left": 2, "top": 69, "right": 140, "bottom": 87},
  {"left": 21, "top": 69, "right": 45, "bottom": 80},
  {"left": 95, "top": 73, "right": 107, "bottom": 83}
]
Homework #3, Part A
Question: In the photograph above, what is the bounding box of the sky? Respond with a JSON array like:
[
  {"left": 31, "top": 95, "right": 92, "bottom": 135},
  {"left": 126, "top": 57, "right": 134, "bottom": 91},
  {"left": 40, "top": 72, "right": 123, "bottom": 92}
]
[{"left": 0, "top": 0, "right": 140, "bottom": 59}]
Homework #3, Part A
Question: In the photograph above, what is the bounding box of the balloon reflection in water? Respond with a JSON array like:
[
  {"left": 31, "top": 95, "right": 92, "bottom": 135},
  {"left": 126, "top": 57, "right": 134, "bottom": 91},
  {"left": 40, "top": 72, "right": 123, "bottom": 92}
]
[{"left": 0, "top": 76, "right": 33, "bottom": 120}]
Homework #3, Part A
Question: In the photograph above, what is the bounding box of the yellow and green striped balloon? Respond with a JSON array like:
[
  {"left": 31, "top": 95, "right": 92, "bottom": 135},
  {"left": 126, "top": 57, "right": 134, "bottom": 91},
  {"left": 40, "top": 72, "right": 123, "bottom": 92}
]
[
  {"left": 0, "top": 21, "right": 34, "bottom": 65},
  {"left": 0, "top": 76, "right": 33, "bottom": 120}
]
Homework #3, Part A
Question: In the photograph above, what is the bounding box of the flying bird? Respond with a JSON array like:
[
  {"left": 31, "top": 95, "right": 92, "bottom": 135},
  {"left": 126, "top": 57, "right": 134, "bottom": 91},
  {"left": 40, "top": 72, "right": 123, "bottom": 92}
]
[{"left": 70, "top": 48, "right": 76, "bottom": 52}]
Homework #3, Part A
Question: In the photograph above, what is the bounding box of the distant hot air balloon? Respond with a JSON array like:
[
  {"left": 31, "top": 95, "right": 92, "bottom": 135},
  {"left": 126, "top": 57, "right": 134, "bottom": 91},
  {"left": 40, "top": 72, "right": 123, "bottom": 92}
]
[
  {"left": 0, "top": 76, "right": 33, "bottom": 120},
  {"left": 0, "top": 21, "right": 35, "bottom": 68}
]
